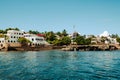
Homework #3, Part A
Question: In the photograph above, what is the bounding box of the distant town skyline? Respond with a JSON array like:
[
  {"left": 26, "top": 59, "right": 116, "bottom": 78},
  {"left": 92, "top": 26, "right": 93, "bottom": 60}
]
[{"left": 0, "top": 0, "right": 120, "bottom": 35}]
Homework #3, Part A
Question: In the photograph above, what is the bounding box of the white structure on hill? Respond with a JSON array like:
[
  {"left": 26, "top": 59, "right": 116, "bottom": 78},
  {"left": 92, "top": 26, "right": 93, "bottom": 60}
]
[
  {"left": 7, "top": 30, "right": 24, "bottom": 43},
  {"left": 0, "top": 30, "right": 24, "bottom": 44},
  {"left": 0, "top": 30, "right": 24, "bottom": 48},
  {"left": 69, "top": 32, "right": 80, "bottom": 39},
  {"left": 0, "top": 30, "right": 49, "bottom": 49},
  {"left": 24, "top": 33, "right": 49, "bottom": 45},
  {"left": 99, "top": 31, "right": 119, "bottom": 44}
]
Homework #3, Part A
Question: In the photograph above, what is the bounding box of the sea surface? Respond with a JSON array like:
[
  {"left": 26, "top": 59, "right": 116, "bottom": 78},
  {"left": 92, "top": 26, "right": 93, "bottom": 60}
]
[{"left": 0, "top": 50, "right": 120, "bottom": 80}]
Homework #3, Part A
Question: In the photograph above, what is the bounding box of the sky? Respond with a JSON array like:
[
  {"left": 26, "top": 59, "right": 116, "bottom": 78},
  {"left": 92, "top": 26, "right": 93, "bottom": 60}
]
[{"left": 0, "top": 0, "right": 120, "bottom": 35}]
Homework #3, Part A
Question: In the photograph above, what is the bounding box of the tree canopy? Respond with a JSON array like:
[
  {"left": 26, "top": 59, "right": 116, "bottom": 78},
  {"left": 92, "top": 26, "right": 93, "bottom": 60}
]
[
  {"left": 62, "top": 29, "right": 68, "bottom": 36},
  {"left": 0, "top": 27, "right": 20, "bottom": 34},
  {"left": 18, "top": 37, "right": 31, "bottom": 44},
  {"left": 74, "top": 35, "right": 91, "bottom": 45},
  {"left": 116, "top": 37, "right": 120, "bottom": 44},
  {"left": 29, "top": 30, "right": 40, "bottom": 34},
  {"left": 45, "top": 31, "right": 56, "bottom": 44}
]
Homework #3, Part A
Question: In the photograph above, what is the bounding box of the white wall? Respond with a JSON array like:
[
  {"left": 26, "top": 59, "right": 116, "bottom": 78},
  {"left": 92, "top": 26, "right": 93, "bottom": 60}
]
[
  {"left": 24, "top": 34, "right": 45, "bottom": 45},
  {"left": 7, "top": 30, "right": 24, "bottom": 43}
]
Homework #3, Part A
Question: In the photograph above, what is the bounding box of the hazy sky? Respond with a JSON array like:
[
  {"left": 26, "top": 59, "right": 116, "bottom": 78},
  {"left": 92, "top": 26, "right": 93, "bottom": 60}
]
[{"left": 0, "top": 0, "right": 120, "bottom": 35}]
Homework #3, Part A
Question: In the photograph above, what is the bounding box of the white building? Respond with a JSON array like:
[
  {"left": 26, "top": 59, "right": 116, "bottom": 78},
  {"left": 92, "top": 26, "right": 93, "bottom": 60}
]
[
  {"left": 0, "top": 38, "right": 5, "bottom": 48},
  {"left": 7, "top": 30, "right": 24, "bottom": 43},
  {"left": 0, "top": 30, "right": 24, "bottom": 48},
  {"left": 108, "top": 37, "right": 119, "bottom": 44},
  {"left": 69, "top": 32, "right": 80, "bottom": 39},
  {"left": 99, "top": 31, "right": 119, "bottom": 44},
  {"left": 24, "top": 33, "right": 47, "bottom": 45},
  {"left": 0, "top": 38, "right": 5, "bottom": 43}
]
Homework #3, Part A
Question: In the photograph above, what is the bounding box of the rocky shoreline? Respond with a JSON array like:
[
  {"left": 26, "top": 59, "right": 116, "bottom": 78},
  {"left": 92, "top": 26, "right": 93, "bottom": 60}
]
[
  {"left": 0, "top": 45, "right": 53, "bottom": 51},
  {"left": 61, "top": 44, "right": 120, "bottom": 51},
  {"left": 0, "top": 44, "right": 120, "bottom": 51}
]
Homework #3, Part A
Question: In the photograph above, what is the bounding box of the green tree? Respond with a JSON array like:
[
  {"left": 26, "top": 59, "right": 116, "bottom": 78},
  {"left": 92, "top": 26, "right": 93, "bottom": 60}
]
[
  {"left": 45, "top": 31, "right": 56, "bottom": 42},
  {"left": 61, "top": 36, "right": 71, "bottom": 45},
  {"left": 84, "top": 38, "right": 91, "bottom": 45},
  {"left": 62, "top": 29, "right": 68, "bottom": 36},
  {"left": 111, "top": 34, "right": 119, "bottom": 38},
  {"left": 52, "top": 36, "right": 71, "bottom": 46},
  {"left": 4, "top": 27, "right": 20, "bottom": 33},
  {"left": 56, "top": 31, "right": 62, "bottom": 37},
  {"left": 101, "top": 37, "right": 107, "bottom": 43},
  {"left": 18, "top": 37, "right": 31, "bottom": 44},
  {"left": 74, "top": 36, "right": 85, "bottom": 45},
  {"left": 116, "top": 37, "right": 120, "bottom": 44},
  {"left": 74, "top": 35, "right": 91, "bottom": 45},
  {"left": 53, "top": 39, "right": 62, "bottom": 46},
  {"left": 0, "top": 30, "right": 5, "bottom": 34},
  {"left": 29, "top": 30, "right": 40, "bottom": 34}
]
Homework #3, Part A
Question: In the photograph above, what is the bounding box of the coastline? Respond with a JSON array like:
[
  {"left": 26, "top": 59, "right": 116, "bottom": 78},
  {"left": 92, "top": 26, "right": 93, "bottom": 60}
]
[
  {"left": 61, "top": 44, "right": 120, "bottom": 51},
  {"left": 0, "top": 44, "right": 120, "bottom": 52}
]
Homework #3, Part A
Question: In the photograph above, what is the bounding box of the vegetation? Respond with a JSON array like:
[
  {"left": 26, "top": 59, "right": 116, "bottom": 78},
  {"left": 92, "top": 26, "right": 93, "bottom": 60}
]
[
  {"left": 29, "top": 30, "right": 40, "bottom": 34},
  {"left": 44, "top": 30, "right": 71, "bottom": 46},
  {"left": 1, "top": 27, "right": 120, "bottom": 46},
  {"left": 18, "top": 37, "right": 31, "bottom": 44},
  {"left": 61, "top": 36, "right": 71, "bottom": 45},
  {"left": 74, "top": 35, "right": 91, "bottom": 45},
  {"left": 84, "top": 38, "right": 91, "bottom": 45},
  {"left": 0, "top": 27, "right": 19, "bottom": 34},
  {"left": 111, "top": 34, "right": 119, "bottom": 38},
  {"left": 0, "top": 34, "right": 5, "bottom": 38},
  {"left": 0, "top": 34, "right": 9, "bottom": 40},
  {"left": 45, "top": 31, "right": 56, "bottom": 42},
  {"left": 0, "top": 30, "right": 5, "bottom": 34},
  {"left": 101, "top": 37, "right": 107, "bottom": 43},
  {"left": 116, "top": 37, "right": 120, "bottom": 44},
  {"left": 62, "top": 29, "right": 68, "bottom": 36}
]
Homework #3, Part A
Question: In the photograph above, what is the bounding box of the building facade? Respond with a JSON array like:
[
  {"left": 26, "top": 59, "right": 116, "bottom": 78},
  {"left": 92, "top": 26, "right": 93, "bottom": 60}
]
[
  {"left": 24, "top": 33, "right": 46, "bottom": 45},
  {"left": 7, "top": 30, "right": 24, "bottom": 43}
]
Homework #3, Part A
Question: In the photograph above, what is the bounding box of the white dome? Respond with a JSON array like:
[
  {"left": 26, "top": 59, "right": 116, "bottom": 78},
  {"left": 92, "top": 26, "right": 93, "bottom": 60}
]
[{"left": 100, "top": 31, "right": 110, "bottom": 37}]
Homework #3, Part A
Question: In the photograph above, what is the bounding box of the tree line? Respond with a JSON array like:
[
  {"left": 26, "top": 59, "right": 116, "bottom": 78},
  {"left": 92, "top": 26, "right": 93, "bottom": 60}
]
[{"left": 0, "top": 28, "right": 120, "bottom": 45}]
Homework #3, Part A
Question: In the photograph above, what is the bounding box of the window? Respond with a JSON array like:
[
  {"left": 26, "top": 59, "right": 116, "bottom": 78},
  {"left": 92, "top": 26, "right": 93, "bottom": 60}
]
[
  {"left": 32, "top": 38, "right": 34, "bottom": 41},
  {"left": 14, "top": 36, "right": 16, "bottom": 38},
  {"left": 11, "top": 36, "right": 13, "bottom": 38},
  {"left": 0, "top": 41, "right": 1, "bottom": 43},
  {"left": 11, "top": 41, "right": 13, "bottom": 43}
]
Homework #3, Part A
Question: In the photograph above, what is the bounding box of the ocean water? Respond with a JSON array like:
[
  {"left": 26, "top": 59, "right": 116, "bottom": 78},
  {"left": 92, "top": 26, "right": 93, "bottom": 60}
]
[{"left": 0, "top": 50, "right": 120, "bottom": 80}]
